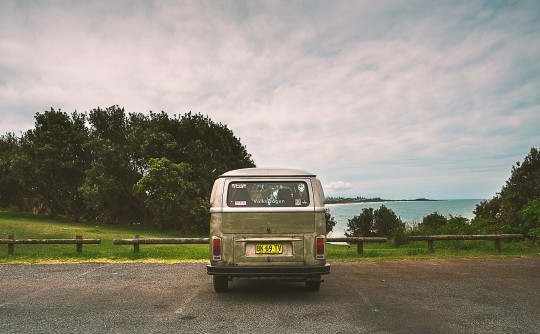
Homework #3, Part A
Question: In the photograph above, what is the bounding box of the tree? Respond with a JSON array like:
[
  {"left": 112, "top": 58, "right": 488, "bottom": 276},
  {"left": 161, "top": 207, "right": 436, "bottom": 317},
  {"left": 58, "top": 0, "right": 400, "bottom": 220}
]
[
  {"left": 0, "top": 133, "right": 24, "bottom": 210},
  {"left": 325, "top": 209, "right": 337, "bottom": 235},
  {"left": 129, "top": 111, "right": 254, "bottom": 231},
  {"left": 499, "top": 148, "right": 540, "bottom": 227},
  {"left": 472, "top": 196, "right": 503, "bottom": 233},
  {"left": 12, "top": 109, "right": 90, "bottom": 221},
  {"left": 80, "top": 106, "right": 147, "bottom": 225},
  {"left": 518, "top": 200, "right": 540, "bottom": 239},
  {"left": 141, "top": 112, "right": 255, "bottom": 195},
  {"left": 347, "top": 205, "right": 404, "bottom": 237},
  {"left": 444, "top": 215, "right": 473, "bottom": 235},
  {"left": 418, "top": 212, "right": 447, "bottom": 234},
  {"left": 133, "top": 158, "right": 209, "bottom": 233},
  {"left": 472, "top": 147, "right": 540, "bottom": 236},
  {"left": 346, "top": 207, "right": 374, "bottom": 237},
  {"left": 373, "top": 205, "right": 404, "bottom": 237}
]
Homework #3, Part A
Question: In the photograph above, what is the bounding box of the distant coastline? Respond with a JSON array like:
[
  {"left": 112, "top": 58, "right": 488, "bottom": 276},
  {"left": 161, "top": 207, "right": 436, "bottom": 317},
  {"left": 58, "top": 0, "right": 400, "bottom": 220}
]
[{"left": 325, "top": 197, "right": 441, "bottom": 205}]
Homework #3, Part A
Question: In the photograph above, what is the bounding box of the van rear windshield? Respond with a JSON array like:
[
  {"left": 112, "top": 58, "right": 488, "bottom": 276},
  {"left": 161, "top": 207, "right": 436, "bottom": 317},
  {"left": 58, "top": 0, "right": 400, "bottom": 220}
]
[{"left": 227, "top": 182, "right": 310, "bottom": 207}]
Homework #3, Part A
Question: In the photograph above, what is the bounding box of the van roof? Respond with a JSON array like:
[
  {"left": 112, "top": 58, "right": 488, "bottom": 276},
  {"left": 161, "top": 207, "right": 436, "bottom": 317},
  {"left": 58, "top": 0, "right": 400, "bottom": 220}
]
[{"left": 220, "top": 168, "right": 316, "bottom": 178}]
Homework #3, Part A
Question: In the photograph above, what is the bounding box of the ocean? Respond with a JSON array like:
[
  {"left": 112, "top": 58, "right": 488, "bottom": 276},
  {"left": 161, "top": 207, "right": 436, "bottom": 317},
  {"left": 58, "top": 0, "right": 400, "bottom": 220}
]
[{"left": 326, "top": 199, "right": 484, "bottom": 237}]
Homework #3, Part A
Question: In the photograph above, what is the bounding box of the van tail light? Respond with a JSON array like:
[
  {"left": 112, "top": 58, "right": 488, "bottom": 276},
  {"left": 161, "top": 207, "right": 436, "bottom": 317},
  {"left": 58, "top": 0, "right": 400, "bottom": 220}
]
[
  {"left": 212, "top": 237, "right": 222, "bottom": 261},
  {"left": 316, "top": 235, "right": 325, "bottom": 260}
]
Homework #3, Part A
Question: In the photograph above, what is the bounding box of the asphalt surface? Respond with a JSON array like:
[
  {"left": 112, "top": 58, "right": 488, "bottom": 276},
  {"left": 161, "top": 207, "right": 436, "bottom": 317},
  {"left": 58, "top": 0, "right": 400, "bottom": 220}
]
[{"left": 0, "top": 258, "right": 539, "bottom": 333}]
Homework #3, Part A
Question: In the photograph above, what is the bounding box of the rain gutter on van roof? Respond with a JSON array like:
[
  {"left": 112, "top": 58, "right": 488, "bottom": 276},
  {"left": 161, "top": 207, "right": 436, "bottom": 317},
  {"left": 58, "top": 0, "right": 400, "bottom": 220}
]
[{"left": 219, "top": 168, "right": 316, "bottom": 178}]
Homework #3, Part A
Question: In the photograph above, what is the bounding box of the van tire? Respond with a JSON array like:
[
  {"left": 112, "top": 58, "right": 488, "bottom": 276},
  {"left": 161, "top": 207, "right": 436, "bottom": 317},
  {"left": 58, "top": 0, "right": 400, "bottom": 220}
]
[
  {"left": 213, "top": 275, "right": 228, "bottom": 292},
  {"left": 305, "top": 279, "right": 321, "bottom": 291}
]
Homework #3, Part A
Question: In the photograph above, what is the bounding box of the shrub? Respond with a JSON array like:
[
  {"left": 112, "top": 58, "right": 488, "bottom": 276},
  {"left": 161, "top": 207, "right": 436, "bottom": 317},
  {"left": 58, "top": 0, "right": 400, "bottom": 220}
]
[
  {"left": 392, "top": 229, "right": 408, "bottom": 248},
  {"left": 346, "top": 205, "right": 403, "bottom": 237},
  {"left": 419, "top": 212, "right": 447, "bottom": 234},
  {"left": 325, "top": 209, "right": 337, "bottom": 236}
]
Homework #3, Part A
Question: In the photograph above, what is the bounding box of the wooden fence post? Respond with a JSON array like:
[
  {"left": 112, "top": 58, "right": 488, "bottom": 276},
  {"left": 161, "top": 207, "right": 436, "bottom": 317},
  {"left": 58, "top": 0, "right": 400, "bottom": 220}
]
[
  {"left": 494, "top": 239, "right": 502, "bottom": 252},
  {"left": 76, "top": 235, "right": 83, "bottom": 253},
  {"left": 8, "top": 235, "right": 14, "bottom": 255},
  {"left": 356, "top": 241, "right": 364, "bottom": 256},
  {"left": 427, "top": 239, "right": 434, "bottom": 253},
  {"left": 134, "top": 235, "right": 140, "bottom": 253}
]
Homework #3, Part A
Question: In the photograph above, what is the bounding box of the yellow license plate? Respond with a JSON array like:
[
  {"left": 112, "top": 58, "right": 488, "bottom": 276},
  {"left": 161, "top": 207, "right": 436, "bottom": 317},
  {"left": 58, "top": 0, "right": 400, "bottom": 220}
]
[{"left": 255, "top": 244, "right": 283, "bottom": 254}]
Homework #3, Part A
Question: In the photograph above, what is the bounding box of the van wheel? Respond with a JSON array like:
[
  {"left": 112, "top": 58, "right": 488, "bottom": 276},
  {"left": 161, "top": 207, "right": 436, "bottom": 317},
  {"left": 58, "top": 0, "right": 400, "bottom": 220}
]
[
  {"left": 213, "top": 275, "right": 228, "bottom": 293},
  {"left": 305, "top": 279, "right": 321, "bottom": 291}
]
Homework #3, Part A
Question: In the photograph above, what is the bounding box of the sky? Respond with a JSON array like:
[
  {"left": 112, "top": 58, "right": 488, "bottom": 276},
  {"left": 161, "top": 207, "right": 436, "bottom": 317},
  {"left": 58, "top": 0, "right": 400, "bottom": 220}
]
[{"left": 1, "top": 0, "right": 539, "bottom": 200}]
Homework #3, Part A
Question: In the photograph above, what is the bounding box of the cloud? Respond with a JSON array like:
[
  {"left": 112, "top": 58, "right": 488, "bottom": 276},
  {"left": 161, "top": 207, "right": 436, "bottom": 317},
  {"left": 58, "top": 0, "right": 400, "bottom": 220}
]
[
  {"left": 325, "top": 181, "right": 353, "bottom": 192},
  {"left": 0, "top": 0, "right": 539, "bottom": 199}
]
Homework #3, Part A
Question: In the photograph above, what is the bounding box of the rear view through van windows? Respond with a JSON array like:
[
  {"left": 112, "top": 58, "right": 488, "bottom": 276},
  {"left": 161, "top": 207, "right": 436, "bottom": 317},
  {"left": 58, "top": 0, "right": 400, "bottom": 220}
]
[{"left": 227, "top": 182, "right": 310, "bottom": 207}]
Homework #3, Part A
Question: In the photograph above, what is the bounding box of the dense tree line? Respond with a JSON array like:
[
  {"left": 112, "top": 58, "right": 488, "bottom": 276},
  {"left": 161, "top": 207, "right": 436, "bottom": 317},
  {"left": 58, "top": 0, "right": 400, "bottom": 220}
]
[{"left": 0, "top": 106, "right": 255, "bottom": 234}]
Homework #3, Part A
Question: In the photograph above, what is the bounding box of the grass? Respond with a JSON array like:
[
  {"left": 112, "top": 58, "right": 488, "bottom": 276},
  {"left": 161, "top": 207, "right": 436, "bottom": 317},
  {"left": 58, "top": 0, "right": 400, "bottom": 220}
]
[
  {"left": 327, "top": 239, "right": 539, "bottom": 261},
  {"left": 1, "top": 211, "right": 538, "bottom": 263},
  {"left": 0, "top": 211, "right": 208, "bottom": 263}
]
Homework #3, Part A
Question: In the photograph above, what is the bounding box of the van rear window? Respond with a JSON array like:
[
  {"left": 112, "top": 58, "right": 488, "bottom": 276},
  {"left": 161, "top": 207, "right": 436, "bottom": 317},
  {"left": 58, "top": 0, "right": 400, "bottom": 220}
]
[{"left": 227, "top": 182, "right": 310, "bottom": 207}]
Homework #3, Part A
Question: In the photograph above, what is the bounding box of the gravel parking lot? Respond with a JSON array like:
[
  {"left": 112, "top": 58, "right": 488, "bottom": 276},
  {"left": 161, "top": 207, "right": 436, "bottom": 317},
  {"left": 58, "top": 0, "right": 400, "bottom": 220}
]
[{"left": 0, "top": 258, "right": 539, "bottom": 333}]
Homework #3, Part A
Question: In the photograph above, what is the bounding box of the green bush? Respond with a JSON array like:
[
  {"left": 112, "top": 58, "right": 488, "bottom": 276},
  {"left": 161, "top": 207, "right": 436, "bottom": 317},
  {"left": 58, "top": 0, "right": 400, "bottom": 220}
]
[
  {"left": 392, "top": 229, "right": 408, "bottom": 248},
  {"left": 419, "top": 212, "right": 447, "bottom": 234},
  {"left": 346, "top": 205, "right": 404, "bottom": 237}
]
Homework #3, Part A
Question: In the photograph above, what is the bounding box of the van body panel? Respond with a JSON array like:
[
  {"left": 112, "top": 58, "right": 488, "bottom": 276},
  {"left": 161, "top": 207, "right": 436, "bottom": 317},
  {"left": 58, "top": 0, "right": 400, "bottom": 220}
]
[{"left": 222, "top": 212, "right": 314, "bottom": 234}]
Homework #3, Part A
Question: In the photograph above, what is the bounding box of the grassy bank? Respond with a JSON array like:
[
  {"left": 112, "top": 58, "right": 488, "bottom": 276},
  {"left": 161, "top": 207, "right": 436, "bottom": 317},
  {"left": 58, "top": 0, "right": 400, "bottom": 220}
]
[{"left": 1, "top": 211, "right": 538, "bottom": 263}]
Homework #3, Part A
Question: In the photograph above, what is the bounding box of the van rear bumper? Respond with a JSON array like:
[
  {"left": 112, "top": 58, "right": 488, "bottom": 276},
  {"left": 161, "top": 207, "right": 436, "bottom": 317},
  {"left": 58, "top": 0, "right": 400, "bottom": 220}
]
[{"left": 206, "top": 263, "right": 330, "bottom": 277}]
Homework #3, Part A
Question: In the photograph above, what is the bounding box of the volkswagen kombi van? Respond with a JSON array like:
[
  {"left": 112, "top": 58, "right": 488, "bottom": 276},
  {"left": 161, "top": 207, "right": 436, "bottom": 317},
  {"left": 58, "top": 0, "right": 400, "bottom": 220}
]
[{"left": 206, "top": 168, "right": 330, "bottom": 292}]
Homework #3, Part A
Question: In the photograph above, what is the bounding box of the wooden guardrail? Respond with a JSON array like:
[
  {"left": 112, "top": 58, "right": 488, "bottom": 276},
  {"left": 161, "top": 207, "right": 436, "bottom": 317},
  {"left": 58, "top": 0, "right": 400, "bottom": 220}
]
[
  {"left": 4, "top": 234, "right": 520, "bottom": 256},
  {"left": 327, "top": 237, "right": 387, "bottom": 255},
  {"left": 113, "top": 235, "right": 209, "bottom": 253},
  {"left": 0, "top": 235, "right": 101, "bottom": 254},
  {"left": 114, "top": 236, "right": 388, "bottom": 255},
  {"left": 407, "top": 234, "right": 524, "bottom": 252}
]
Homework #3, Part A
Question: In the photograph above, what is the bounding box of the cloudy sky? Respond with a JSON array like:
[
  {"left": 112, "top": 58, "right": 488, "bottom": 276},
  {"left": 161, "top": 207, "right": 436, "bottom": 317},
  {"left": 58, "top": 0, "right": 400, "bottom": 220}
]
[{"left": 1, "top": 0, "right": 539, "bottom": 199}]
